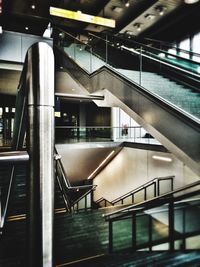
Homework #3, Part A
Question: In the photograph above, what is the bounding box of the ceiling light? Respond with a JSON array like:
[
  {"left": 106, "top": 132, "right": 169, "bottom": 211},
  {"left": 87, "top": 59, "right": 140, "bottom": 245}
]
[
  {"left": 144, "top": 14, "right": 156, "bottom": 20},
  {"left": 125, "top": 0, "right": 130, "bottom": 7},
  {"left": 50, "top": 7, "right": 116, "bottom": 28},
  {"left": 0, "top": 26, "right": 2, "bottom": 34},
  {"left": 112, "top": 6, "right": 123, "bottom": 13},
  {"left": 152, "top": 155, "right": 172, "bottom": 162},
  {"left": 125, "top": 30, "right": 134, "bottom": 36},
  {"left": 184, "top": 0, "right": 199, "bottom": 3},
  {"left": 25, "top": 26, "right": 29, "bottom": 30},
  {"left": 31, "top": 4, "right": 36, "bottom": 9},
  {"left": 155, "top": 5, "right": 166, "bottom": 16},
  {"left": 134, "top": 23, "right": 142, "bottom": 31}
]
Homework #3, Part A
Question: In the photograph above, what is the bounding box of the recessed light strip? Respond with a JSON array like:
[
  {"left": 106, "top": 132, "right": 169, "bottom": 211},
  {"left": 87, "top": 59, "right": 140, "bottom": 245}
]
[
  {"left": 152, "top": 155, "right": 172, "bottom": 162},
  {"left": 50, "top": 7, "right": 115, "bottom": 28},
  {"left": 87, "top": 150, "right": 115, "bottom": 179}
]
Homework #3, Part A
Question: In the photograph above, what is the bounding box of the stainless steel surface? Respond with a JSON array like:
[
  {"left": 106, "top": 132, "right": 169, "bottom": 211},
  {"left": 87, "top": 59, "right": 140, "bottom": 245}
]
[
  {"left": 26, "top": 42, "right": 54, "bottom": 267},
  {"left": 0, "top": 151, "right": 29, "bottom": 163},
  {"left": 60, "top": 53, "right": 200, "bottom": 175},
  {"left": 55, "top": 92, "right": 104, "bottom": 100}
]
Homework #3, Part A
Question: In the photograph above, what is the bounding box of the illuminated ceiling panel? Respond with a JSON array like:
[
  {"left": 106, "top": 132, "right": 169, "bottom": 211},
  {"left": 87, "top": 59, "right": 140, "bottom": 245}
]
[{"left": 50, "top": 7, "right": 116, "bottom": 28}]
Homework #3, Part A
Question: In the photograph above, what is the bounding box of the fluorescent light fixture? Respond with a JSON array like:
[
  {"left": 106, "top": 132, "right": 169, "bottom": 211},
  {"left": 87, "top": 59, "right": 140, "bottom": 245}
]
[
  {"left": 0, "top": 26, "right": 2, "bottom": 34},
  {"left": 145, "top": 14, "right": 156, "bottom": 20},
  {"left": 152, "top": 155, "right": 172, "bottom": 162},
  {"left": 184, "top": 0, "right": 199, "bottom": 3},
  {"left": 87, "top": 150, "right": 115, "bottom": 179},
  {"left": 50, "top": 7, "right": 116, "bottom": 28}
]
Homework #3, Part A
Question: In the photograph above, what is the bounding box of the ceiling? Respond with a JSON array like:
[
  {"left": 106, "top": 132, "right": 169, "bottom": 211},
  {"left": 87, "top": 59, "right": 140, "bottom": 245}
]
[{"left": 1, "top": 0, "right": 200, "bottom": 42}]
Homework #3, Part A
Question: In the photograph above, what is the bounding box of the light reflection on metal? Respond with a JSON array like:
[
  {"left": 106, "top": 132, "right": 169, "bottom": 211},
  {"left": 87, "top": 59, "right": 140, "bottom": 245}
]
[
  {"left": 49, "top": 7, "right": 115, "bottom": 28},
  {"left": 0, "top": 151, "right": 29, "bottom": 163}
]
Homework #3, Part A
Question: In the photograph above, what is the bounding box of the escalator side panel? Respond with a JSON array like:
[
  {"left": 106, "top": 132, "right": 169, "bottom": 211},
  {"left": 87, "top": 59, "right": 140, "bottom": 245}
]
[{"left": 55, "top": 48, "right": 200, "bottom": 175}]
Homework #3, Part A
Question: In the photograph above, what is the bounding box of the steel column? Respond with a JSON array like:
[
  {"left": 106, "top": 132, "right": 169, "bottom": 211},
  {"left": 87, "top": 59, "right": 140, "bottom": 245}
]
[{"left": 26, "top": 42, "right": 54, "bottom": 267}]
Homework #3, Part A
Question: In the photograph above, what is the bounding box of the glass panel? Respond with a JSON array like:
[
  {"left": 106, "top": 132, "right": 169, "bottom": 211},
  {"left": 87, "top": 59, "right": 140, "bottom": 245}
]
[
  {"left": 179, "top": 38, "right": 190, "bottom": 59},
  {"left": 146, "top": 184, "right": 156, "bottom": 200},
  {"left": 185, "top": 204, "right": 200, "bottom": 234},
  {"left": 112, "top": 218, "right": 132, "bottom": 251},
  {"left": 134, "top": 190, "right": 145, "bottom": 203},
  {"left": 86, "top": 193, "right": 91, "bottom": 209},
  {"left": 174, "top": 239, "right": 184, "bottom": 250},
  {"left": 123, "top": 195, "right": 133, "bottom": 205},
  {"left": 136, "top": 214, "right": 149, "bottom": 247},
  {"left": 151, "top": 206, "right": 169, "bottom": 244},
  {"left": 152, "top": 243, "right": 169, "bottom": 251},
  {"left": 78, "top": 197, "right": 85, "bottom": 210},
  {"left": 186, "top": 235, "right": 200, "bottom": 249},
  {"left": 158, "top": 179, "right": 173, "bottom": 195},
  {"left": 192, "top": 32, "right": 200, "bottom": 63}
]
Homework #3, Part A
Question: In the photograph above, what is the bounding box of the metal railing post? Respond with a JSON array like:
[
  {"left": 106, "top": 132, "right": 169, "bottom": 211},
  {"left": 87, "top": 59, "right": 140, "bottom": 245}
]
[
  {"left": 109, "top": 220, "right": 113, "bottom": 253},
  {"left": 132, "top": 213, "right": 136, "bottom": 250},
  {"left": 26, "top": 42, "right": 54, "bottom": 267},
  {"left": 169, "top": 200, "right": 175, "bottom": 251},
  {"left": 149, "top": 215, "right": 152, "bottom": 251}
]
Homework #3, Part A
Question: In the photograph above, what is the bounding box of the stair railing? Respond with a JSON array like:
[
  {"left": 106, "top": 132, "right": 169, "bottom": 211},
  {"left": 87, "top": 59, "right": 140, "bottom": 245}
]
[
  {"left": 55, "top": 151, "right": 96, "bottom": 213},
  {"left": 95, "top": 176, "right": 174, "bottom": 208},
  {"left": 96, "top": 197, "right": 113, "bottom": 208},
  {"left": 103, "top": 179, "right": 200, "bottom": 253}
]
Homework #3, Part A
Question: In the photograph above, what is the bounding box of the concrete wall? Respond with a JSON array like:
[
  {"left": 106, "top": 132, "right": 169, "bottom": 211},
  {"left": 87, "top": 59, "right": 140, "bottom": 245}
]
[
  {"left": 0, "top": 31, "right": 52, "bottom": 62},
  {"left": 93, "top": 147, "right": 200, "bottom": 202}
]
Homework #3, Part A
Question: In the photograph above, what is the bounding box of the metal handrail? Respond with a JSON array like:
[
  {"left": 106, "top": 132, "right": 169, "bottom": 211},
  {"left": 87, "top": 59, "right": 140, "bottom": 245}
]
[
  {"left": 96, "top": 197, "right": 113, "bottom": 207},
  {"left": 95, "top": 176, "right": 174, "bottom": 208},
  {"left": 103, "top": 179, "right": 200, "bottom": 220},
  {"left": 72, "top": 184, "right": 97, "bottom": 208},
  {"left": 112, "top": 176, "right": 174, "bottom": 204},
  {"left": 55, "top": 150, "right": 96, "bottom": 212},
  {"left": 117, "top": 35, "right": 200, "bottom": 63}
]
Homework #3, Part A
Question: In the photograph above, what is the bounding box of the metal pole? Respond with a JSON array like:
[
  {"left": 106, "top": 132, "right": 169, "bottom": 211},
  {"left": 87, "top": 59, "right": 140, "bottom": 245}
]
[{"left": 26, "top": 42, "right": 54, "bottom": 267}]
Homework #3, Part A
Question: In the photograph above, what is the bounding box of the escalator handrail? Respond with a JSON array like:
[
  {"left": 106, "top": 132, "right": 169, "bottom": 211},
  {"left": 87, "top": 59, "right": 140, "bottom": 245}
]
[
  {"left": 103, "top": 179, "right": 200, "bottom": 220},
  {"left": 116, "top": 33, "right": 200, "bottom": 59},
  {"left": 55, "top": 44, "right": 200, "bottom": 126},
  {"left": 88, "top": 32, "right": 200, "bottom": 79},
  {"left": 55, "top": 27, "right": 200, "bottom": 83}
]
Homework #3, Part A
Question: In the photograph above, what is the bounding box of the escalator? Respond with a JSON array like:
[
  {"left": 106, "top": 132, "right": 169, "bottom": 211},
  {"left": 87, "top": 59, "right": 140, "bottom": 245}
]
[{"left": 54, "top": 29, "right": 200, "bottom": 175}]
